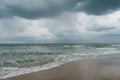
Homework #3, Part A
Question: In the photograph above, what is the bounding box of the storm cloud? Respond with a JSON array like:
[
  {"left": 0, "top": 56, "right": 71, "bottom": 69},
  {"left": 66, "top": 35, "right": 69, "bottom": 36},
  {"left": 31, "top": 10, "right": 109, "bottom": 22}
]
[
  {"left": 0, "top": 0, "right": 82, "bottom": 19},
  {"left": 0, "top": 0, "right": 120, "bottom": 43},
  {"left": 76, "top": 0, "right": 120, "bottom": 15},
  {"left": 0, "top": 0, "right": 120, "bottom": 19}
]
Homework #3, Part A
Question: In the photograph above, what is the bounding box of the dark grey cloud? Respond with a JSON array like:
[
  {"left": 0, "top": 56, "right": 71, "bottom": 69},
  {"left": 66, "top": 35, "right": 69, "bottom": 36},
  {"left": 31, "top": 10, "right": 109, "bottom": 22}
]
[
  {"left": 0, "top": 0, "right": 82, "bottom": 19},
  {"left": 0, "top": 0, "right": 120, "bottom": 19},
  {"left": 88, "top": 26, "right": 116, "bottom": 32},
  {"left": 77, "top": 0, "right": 120, "bottom": 15}
]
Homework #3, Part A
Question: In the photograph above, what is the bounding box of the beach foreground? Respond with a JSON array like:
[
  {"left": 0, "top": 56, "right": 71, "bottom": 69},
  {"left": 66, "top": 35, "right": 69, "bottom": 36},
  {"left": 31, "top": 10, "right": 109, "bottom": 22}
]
[{"left": 3, "top": 55, "right": 120, "bottom": 80}]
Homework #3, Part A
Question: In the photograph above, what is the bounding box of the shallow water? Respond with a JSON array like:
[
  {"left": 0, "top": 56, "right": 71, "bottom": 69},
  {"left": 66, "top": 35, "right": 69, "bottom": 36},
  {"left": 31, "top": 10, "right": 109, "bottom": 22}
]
[{"left": 0, "top": 43, "right": 120, "bottom": 79}]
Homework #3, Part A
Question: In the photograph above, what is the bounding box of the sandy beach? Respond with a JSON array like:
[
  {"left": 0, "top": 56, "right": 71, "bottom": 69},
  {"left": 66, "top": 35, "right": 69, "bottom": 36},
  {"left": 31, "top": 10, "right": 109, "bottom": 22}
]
[{"left": 3, "top": 54, "right": 120, "bottom": 80}]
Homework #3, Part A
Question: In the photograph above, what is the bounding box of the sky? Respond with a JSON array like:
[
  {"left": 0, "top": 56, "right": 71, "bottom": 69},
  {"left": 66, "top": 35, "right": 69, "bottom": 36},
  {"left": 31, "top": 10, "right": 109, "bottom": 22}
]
[{"left": 0, "top": 0, "right": 120, "bottom": 43}]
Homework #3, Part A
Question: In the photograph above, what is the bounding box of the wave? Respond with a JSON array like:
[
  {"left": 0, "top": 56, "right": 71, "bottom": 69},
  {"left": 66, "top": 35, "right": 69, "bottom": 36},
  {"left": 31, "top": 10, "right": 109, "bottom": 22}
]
[
  {"left": 0, "top": 62, "right": 61, "bottom": 79},
  {"left": 0, "top": 43, "right": 120, "bottom": 79}
]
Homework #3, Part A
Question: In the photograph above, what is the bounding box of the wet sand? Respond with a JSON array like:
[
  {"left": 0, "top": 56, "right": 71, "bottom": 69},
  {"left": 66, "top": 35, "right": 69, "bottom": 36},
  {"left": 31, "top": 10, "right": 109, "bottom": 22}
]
[{"left": 3, "top": 54, "right": 120, "bottom": 80}]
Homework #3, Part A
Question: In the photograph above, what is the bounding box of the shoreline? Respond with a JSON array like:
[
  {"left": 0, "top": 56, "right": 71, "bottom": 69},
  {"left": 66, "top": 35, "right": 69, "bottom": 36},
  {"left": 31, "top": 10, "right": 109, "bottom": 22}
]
[{"left": 3, "top": 56, "right": 120, "bottom": 80}]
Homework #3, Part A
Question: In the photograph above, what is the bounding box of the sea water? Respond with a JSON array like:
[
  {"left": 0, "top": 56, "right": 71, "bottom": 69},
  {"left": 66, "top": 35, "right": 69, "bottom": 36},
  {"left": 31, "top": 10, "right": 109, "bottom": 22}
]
[{"left": 0, "top": 43, "right": 120, "bottom": 79}]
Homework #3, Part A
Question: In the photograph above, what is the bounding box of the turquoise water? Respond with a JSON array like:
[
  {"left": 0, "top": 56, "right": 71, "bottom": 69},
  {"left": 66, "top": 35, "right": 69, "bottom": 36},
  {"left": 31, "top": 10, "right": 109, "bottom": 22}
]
[{"left": 0, "top": 43, "right": 120, "bottom": 79}]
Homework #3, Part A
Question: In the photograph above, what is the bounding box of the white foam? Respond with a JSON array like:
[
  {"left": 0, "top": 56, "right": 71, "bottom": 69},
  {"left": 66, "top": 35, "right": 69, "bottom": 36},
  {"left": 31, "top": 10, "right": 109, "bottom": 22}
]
[
  {"left": 72, "top": 53, "right": 89, "bottom": 56},
  {"left": 0, "top": 56, "right": 83, "bottom": 79},
  {"left": 0, "top": 62, "right": 63, "bottom": 79}
]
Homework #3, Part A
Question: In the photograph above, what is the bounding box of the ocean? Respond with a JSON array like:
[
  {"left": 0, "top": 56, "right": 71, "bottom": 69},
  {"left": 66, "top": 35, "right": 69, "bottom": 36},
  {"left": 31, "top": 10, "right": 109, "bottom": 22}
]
[{"left": 0, "top": 43, "right": 120, "bottom": 79}]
